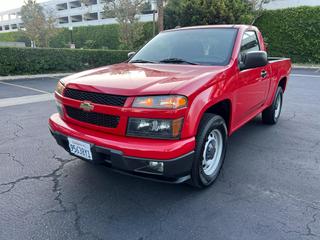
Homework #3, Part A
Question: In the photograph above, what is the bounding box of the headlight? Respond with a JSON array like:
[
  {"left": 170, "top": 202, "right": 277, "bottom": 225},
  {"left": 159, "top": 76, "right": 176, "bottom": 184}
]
[
  {"left": 127, "top": 118, "right": 183, "bottom": 139},
  {"left": 132, "top": 95, "right": 187, "bottom": 109},
  {"left": 55, "top": 81, "right": 65, "bottom": 95}
]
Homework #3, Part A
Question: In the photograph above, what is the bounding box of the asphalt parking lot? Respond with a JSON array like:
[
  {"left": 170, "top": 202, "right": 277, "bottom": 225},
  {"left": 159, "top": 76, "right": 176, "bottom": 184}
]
[{"left": 0, "top": 68, "right": 319, "bottom": 240}]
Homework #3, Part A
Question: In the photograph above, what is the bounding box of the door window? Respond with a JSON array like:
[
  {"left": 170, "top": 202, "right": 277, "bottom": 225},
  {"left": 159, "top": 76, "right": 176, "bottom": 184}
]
[{"left": 239, "top": 31, "right": 260, "bottom": 64}]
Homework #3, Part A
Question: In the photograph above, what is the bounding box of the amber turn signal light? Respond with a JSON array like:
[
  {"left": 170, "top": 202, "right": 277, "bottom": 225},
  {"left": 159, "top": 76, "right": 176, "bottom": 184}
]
[
  {"left": 133, "top": 95, "right": 187, "bottom": 109},
  {"left": 55, "top": 81, "right": 65, "bottom": 95}
]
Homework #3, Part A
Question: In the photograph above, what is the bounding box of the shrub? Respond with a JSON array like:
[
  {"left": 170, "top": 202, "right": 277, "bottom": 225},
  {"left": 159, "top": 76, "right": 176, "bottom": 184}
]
[
  {"left": 50, "top": 22, "right": 154, "bottom": 50},
  {"left": 0, "top": 31, "right": 31, "bottom": 46},
  {"left": 83, "top": 40, "right": 98, "bottom": 49},
  {"left": 0, "top": 47, "right": 130, "bottom": 76},
  {"left": 255, "top": 6, "right": 320, "bottom": 64},
  {"left": 0, "top": 22, "right": 154, "bottom": 50}
]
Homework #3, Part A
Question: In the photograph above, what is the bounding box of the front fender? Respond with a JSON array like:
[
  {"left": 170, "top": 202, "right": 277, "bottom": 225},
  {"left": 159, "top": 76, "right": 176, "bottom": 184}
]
[{"left": 181, "top": 81, "right": 232, "bottom": 138}]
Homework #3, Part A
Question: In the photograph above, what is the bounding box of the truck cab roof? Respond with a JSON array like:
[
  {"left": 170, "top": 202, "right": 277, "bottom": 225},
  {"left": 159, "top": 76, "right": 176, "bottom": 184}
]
[{"left": 164, "top": 24, "right": 257, "bottom": 32}]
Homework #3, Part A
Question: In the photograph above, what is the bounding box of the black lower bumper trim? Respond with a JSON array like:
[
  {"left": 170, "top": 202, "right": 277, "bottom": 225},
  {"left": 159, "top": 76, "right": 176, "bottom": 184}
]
[{"left": 50, "top": 129, "right": 194, "bottom": 184}]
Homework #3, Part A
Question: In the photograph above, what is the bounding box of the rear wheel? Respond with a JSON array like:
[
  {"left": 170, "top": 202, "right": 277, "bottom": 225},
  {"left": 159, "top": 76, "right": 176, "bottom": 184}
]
[
  {"left": 262, "top": 87, "right": 283, "bottom": 125},
  {"left": 190, "top": 113, "right": 227, "bottom": 188}
]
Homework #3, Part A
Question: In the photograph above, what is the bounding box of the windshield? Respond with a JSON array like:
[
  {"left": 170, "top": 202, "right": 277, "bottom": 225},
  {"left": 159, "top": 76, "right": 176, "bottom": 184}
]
[{"left": 130, "top": 28, "right": 238, "bottom": 66}]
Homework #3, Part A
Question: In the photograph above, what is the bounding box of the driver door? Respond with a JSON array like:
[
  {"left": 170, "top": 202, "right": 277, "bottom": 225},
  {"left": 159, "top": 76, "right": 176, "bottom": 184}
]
[{"left": 234, "top": 31, "right": 270, "bottom": 125}]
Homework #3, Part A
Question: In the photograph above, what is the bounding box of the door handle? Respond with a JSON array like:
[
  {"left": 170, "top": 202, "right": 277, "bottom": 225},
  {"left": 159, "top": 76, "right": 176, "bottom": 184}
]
[{"left": 261, "top": 70, "right": 268, "bottom": 78}]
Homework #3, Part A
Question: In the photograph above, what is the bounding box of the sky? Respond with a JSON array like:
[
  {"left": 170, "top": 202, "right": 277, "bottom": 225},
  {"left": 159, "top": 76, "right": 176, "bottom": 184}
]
[{"left": 0, "top": 0, "right": 47, "bottom": 12}]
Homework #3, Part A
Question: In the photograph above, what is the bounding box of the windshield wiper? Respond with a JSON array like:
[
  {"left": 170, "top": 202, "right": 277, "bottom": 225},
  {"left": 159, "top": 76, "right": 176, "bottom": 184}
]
[
  {"left": 130, "top": 59, "right": 156, "bottom": 64},
  {"left": 159, "top": 58, "right": 199, "bottom": 65}
]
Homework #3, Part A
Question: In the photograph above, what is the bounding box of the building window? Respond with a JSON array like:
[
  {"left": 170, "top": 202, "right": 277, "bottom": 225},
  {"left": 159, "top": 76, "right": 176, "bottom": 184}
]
[
  {"left": 71, "top": 15, "right": 83, "bottom": 22},
  {"left": 2, "top": 15, "right": 9, "bottom": 21},
  {"left": 70, "top": 1, "right": 81, "bottom": 9},
  {"left": 9, "top": 13, "right": 17, "bottom": 20},
  {"left": 100, "top": 12, "right": 107, "bottom": 19},
  {"left": 11, "top": 24, "right": 18, "bottom": 29},
  {"left": 56, "top": 3, "right": 68, "bottom": 11},
  {"left": 84, "top": 12, "right": 98, "bottom": 21},
  {"left": 0, "top": 26, "right": 3, "bottom": 31},
  {"left": 58, "top": 17, "right": 69, "bottom": 24},
  {"left": 4, "top": 25, "right": 10, "bottom": 30},
  {"left": 84, "top": 0, "right": 97, "bottom": 6}
]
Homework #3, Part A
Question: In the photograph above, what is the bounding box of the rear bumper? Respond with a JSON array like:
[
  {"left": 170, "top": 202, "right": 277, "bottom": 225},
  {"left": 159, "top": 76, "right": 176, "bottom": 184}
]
[{"left": 49, "top": 114, "right": 195, "bottom": 183}]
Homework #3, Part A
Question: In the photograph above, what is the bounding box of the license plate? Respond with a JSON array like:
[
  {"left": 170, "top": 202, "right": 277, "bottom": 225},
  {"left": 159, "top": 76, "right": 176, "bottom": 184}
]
[{"left": 68, "top": 137, "right": 93, "bottom": 160}]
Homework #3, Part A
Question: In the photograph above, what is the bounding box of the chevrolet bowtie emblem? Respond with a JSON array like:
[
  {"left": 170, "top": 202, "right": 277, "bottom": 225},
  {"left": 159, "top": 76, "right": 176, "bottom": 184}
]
[{"left": 80, "top": 101, "right": 94, "bottom": 112}]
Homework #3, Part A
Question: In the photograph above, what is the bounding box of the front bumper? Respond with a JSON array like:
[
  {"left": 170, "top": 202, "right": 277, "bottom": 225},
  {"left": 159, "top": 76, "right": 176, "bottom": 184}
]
[{"left": 49, "top": 114, "right": 195, "bottom": 183}]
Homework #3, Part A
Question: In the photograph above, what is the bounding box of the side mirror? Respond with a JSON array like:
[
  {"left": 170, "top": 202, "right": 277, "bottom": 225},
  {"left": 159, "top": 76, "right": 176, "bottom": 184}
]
[
  {"left": 128, "top": 51, "right": 136, "bottom": 59},
  {"left": 240, "top": 51, "right": 268, "bottom": 70}
]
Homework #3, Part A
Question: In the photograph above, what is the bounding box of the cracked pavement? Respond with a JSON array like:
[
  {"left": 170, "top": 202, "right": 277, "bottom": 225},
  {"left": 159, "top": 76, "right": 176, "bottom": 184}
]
[{"left": 0, "top": 70, "right": 320, "bottom": 240}]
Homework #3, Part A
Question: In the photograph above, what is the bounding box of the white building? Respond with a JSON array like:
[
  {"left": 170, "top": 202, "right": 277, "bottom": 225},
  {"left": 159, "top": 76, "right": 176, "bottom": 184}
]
[
  {"left": 262, "top": 0, "right": 320, "bottom": 10},
  {"left": 0, "top": 0, "right": 157, "bottom": 33}
]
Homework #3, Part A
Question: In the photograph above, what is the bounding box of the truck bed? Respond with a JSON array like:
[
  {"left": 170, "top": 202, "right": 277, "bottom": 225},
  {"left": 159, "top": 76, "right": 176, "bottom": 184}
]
[{"left": 268, "top": 57, "right": 291, "bottom": 63}]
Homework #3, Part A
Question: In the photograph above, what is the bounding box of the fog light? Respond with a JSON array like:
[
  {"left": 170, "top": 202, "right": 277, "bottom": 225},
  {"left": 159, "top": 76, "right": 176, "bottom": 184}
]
[{"left": 149, "top": 161, "right": 164, "bottom": 172}]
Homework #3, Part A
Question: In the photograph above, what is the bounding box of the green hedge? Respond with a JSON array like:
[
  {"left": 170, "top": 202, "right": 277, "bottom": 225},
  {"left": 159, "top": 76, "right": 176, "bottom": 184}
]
[
  {"left": 0, "top": 31, "right": 31, "bottom": 46},
  {"left": 0, "top": 22, "right": 154, "bottom": 50},
  {"left": 0, "top": 47, "right": 130, "bottom": 76},
  {"left": 255, "top": 6, "right": 320, "bottom": 64},
  {"left": 49, "top": 24, "right": 121, "bottom": 49}
]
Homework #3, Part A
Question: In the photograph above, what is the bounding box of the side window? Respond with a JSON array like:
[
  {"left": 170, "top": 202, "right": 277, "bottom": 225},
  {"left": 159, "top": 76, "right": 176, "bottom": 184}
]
[{"left": 239, "top": 31, "right": 260, "bottom": 63}]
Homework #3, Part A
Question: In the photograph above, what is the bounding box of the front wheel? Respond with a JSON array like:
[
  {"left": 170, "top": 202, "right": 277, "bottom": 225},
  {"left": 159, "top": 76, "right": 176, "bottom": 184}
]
[
  {"left": 262, "top": 87, "right": 283, "bottom": 125},
  {"left": 190, "top": 113, "right": 227, "bottom": 188}
]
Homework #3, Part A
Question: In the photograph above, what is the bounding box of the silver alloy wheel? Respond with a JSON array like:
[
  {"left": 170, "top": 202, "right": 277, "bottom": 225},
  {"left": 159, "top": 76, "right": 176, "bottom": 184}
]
[
  {"left": 202, "top": 129, "right": 223, "bottom": 176},
  {"left": 274, "top": 93, "right": 282, "bottom": 120}
]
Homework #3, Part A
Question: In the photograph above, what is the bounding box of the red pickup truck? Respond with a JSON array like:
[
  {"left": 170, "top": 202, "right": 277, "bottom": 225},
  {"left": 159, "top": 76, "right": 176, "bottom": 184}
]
[{"left": 49, "top": 25, "right": 291, "bottom": 188}]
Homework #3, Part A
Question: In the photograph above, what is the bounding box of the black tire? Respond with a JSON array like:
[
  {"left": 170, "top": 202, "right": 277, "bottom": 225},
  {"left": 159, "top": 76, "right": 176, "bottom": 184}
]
[
  {"left": 189, "top": 113, "right": 228, "bottom": 188},
  {"left": 262, "top": 87, "right": 283, "bottom": 125}
]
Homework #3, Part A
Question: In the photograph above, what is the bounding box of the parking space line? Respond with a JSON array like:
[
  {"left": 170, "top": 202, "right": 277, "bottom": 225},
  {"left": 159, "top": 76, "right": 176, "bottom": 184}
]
[
  {"left": 0, "top": 73, "right": 71, "bottom": 81},
  {"left": 0, "top": 94, "right": 54, "bottom": 108},
  {"left": 0, "top": 81, "right": 51, "bottom": 94}
]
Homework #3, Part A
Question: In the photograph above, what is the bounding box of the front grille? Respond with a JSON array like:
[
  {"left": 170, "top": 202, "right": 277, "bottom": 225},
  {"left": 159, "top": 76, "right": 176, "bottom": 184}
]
[
  {"left": 65, "top": 106, "right": 119, "bottom": 128},
  {"left": 64, "top": 88, "right": 127, "bottom": 107}
]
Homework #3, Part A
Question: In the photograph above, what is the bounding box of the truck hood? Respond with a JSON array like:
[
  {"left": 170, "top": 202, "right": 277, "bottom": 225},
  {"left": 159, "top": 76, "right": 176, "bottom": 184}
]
[{"left": 62, "top": 63, "right": 227, "bottom": 96}]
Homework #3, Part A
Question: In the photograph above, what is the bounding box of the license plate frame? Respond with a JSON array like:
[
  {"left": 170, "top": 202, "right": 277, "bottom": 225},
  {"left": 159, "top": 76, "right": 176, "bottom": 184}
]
[{"left": 68, "top": 137, "right": 93, "bottom": 160}]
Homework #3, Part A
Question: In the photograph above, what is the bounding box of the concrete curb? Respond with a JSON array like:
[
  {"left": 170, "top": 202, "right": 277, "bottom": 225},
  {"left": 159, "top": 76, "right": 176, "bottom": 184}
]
[
  {"left": 292, "top": 65, "right": 320, "bottom": 70},
  {"left": 0, "top": 73, "right": 73, "bottom": 81}
]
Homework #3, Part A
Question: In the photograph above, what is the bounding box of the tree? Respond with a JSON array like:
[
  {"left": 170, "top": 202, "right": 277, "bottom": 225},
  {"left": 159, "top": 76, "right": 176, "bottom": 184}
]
[
  {"left": 103, "top": 0, "right": 146, "bottom": 49},
  {"left": 20, "top": 0, "right": 58, "bottom": 47},
  {"left": 249, "top": 0, "right": 266, "bottom": 24},
  {"left": 164, "top": 0, "right": 257, "bottom": 29},
  {"left": 164, "top": 0, "right": 182, "bottom": 29},
  {"left": 157, "top": 0, "right": 164, "bottom": 31}
]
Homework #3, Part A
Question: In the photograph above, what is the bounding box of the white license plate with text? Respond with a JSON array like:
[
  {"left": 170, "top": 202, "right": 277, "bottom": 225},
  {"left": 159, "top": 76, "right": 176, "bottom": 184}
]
[{"left": 68, "top": 137, "right": 93, "bottom": 160}]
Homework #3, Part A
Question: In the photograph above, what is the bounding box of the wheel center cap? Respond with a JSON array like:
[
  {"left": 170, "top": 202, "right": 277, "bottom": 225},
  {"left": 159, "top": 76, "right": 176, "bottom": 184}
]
[{"left": 206, "top": 142, "right": 216, "bottom": 160}]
